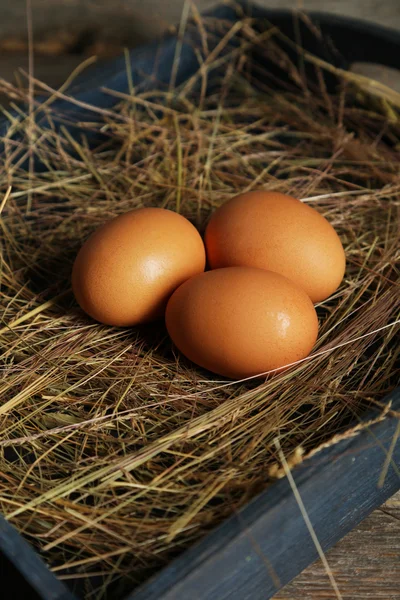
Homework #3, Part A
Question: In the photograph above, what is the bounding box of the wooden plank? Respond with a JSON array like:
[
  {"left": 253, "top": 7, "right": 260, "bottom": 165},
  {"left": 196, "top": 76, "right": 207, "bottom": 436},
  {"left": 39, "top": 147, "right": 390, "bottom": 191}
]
[
  {"left": 0, "top": 1, "right": 399, "bottom": 47},
  {"left": 275, "top": 491, "right": 400, "bottom": 599},
  {"left": 0, "top": 515, "right": 76, "bottom": 600}
]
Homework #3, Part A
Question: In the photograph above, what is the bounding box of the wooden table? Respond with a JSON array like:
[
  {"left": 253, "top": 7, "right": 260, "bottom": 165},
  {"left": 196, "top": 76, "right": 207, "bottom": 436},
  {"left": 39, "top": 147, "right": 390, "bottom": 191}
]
[{"left": 275, "top": 491, "right": 400, "bottom": 599}]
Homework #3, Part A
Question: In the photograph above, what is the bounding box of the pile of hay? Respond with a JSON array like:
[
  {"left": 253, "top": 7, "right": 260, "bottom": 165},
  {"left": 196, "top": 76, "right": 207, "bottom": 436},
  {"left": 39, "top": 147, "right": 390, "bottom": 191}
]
[{"left": 0, "top": 13, "right": 399, "bottom": 600}]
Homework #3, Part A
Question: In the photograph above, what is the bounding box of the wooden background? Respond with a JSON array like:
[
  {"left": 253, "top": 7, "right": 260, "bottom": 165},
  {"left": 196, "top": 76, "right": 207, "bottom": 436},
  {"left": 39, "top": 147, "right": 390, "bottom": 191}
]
[
  {"left": 1, "top": 1, "right": 400, "bottom": 88},
  {"left": 0, "top": 1, "right": 399, "bottom": 599},
  {"left": 0, "top": 1, "right": 400, "bottom": 45},
  {"left": 275, "top": 492, "right": 400, "bottom": 599}
]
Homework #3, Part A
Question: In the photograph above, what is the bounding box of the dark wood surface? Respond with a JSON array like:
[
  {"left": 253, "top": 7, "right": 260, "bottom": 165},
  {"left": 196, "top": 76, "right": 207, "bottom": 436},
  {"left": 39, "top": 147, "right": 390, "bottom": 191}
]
[
  {"left": 275, "top": 491, "right": 400, "bottom": 599},
  {"left": 0, "top": 1, "right": 399, "bottom": 49},
  {"left": 0, "top": 515, "right": 75, "bottom": 600}
]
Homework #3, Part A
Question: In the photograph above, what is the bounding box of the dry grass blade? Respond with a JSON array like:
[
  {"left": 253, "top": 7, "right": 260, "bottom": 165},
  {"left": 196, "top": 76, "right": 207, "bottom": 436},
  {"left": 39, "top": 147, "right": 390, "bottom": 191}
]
[
  {"left": 275, "top": 438, "right": 343, "bottom": 599},
  {"left": 0, "top": 11, "right": 399, "bottom": 600}
]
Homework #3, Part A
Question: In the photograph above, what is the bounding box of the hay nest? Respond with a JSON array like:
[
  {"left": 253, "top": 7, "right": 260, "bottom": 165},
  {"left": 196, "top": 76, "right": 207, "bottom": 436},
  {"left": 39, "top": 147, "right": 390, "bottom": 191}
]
[{"left": 0, "top": 12, "right": 399, "bottom": 600}]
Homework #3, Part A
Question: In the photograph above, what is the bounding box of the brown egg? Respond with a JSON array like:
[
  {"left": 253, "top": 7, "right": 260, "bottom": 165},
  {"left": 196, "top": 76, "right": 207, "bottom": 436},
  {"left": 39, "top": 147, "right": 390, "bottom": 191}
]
[
  {"left": 166, "top": 267, "right": 318, "bottom": 379},
  {"left": 72, "top": 208, "right": 206, "bottom": 326},
  {"left": 205, "top": 191, "right": 346, "bottom": 302}
]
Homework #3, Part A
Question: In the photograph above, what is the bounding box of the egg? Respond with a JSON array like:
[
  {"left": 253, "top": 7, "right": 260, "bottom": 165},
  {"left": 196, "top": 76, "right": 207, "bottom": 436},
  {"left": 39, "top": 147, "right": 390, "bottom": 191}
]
[
  {"left": 204, "top": 191, "right": 345, "bottom": 302},
  {"left": 166, "top": 267, "right": 318, "bottom": 379},
  {"left": 72, "top": 208, "right": 206, "bottom": 326}
]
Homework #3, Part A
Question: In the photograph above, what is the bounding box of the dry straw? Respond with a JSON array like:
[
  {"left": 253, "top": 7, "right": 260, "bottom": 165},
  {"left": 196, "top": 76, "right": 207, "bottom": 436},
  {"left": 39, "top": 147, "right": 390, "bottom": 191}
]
[{"left": 0, "top": 11, "right": 399, "bottom": 600}]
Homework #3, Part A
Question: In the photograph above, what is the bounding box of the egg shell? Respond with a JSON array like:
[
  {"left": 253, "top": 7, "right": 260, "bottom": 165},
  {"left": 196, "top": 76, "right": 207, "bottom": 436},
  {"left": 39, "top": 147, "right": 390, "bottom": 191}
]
[
  {"left": 72, "top": 207, "right": 206, "bottom": 326},
  {"left": 204, "top": 190, "right": 346, "bottom": 302},
  {"left": 166, "top": 266, "right": 318, "bottom": 379}
]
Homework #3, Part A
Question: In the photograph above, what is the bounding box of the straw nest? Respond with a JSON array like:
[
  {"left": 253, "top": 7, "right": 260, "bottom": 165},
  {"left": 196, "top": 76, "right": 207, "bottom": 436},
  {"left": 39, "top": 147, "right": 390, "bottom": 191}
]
[{"left": 0, "top": 11, "right": 399, "bottom": 600}]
